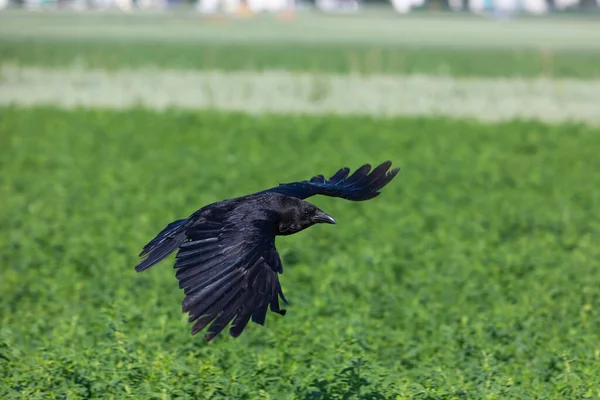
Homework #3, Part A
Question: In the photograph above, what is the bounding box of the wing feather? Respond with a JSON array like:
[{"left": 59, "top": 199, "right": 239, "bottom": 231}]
[
  {"left": 205, "top": 290, "right": 254, "bottom": 340},
  {"left": 169, "top": 215, "right": 287, "bottom": 341},
  {"left": 256, "top": 161, "right": 400, "bottom": 201}
]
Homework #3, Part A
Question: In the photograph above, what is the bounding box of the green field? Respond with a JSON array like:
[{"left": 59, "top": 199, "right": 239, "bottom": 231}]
[
  {"left": 4, "top": 38, "right": 600, "bottom": 78},
  {"left": 1, "top": 11, "right": 600, "bottom": 399},
  {"left": 2, "top": 11, "right": 600, "bottom": 78}
]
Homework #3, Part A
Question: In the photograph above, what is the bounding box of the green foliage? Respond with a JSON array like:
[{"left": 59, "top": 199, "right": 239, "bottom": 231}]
[
  {"left": 2, "top": 39, "right": 600, "bottom": 78},
  {"left": 1, "top": 107, "right": 599, "bottom": 398}
]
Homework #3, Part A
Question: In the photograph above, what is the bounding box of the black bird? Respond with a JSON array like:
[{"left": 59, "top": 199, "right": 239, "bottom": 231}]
[{"left": 134, "top": 161, "right": 400, "bottom": 341}]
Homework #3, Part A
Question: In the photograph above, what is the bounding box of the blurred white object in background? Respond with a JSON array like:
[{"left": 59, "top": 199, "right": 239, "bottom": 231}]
[
  {"left": 390, "top": 0, "right": 425, "bottom": 13},
  {"left": 246, "top": 0, "right": 265, "bottom": 12},
  {"left": 246, "top": 0, "right": 265, "bottom": 14},
  {"left": 115, "top": 0, "right": 132, "bottom": 10},
  {"left": 137, "top": 0, "right": 152, "bottom": 8},
  {"left": 493, "top": 0, "right": 518, "bottom": 12},
  {"left": 316, "top": 0, "right": 360, "bottom": 13},
  {"left": 0, "top": 0, "right": 8, "bottom": 10},
  {"left": 263, "top": 0, "right": 287, "bottom": 12},
  {"left": 522, "top": 0, "right": 547, "bottom": 13},
  {"left": 390, "top": 0, "right": 411, "bottom": 13},
  {"left": 197, "top": 0, "right": 221, "bottom": 13}
]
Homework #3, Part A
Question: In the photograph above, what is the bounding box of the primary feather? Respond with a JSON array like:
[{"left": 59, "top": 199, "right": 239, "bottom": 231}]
[{"left": 257, "top": 160, "right": 400, "bottom": 201}]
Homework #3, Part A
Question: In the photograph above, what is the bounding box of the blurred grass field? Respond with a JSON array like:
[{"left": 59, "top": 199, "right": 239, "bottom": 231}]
[
  {"left": 2, "top": 11, "right": 600, "bottom": 78},
  {"left": 1, "top": 10, "right": 600, "bottom": 399}
]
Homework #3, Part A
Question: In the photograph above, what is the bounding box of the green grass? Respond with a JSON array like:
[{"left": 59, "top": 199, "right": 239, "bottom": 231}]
[
  {"left": 1, "top": 107, "right": 600, "bottom": 398},
  {"left": 3, "top": 10, "right": 600, "bottom": 52},
  {"left": 3, "top": 39, "right": 600, "bottom": 78},
  {"left": 2, "top": 10, "right": 600, "bottom": 79}
]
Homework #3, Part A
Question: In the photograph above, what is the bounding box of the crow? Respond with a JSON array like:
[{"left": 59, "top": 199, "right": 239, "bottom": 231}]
[{"left": 134, "top": 161, "right": 400, "bottom": 341}]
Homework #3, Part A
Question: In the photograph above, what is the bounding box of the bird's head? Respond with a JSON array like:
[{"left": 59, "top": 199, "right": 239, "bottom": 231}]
[{"left": 276, "top": 198, "right": 336, "bottom": 236}]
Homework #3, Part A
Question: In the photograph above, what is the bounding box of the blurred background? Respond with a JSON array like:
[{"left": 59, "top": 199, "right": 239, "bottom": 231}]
[
  {"left": 1, "top": 0, "right": 600, "bottom": 15},
  {"left": 1, "top": 1, "right": 600, "bottom": 398}
]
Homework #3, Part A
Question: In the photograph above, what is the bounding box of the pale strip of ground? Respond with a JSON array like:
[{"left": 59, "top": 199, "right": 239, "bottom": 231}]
[
  {"left": 1, "top": 10, "right": 600, "bottom": 51},
  {"left": 1, "top": 65, "right": 599, "bottom": 124}
]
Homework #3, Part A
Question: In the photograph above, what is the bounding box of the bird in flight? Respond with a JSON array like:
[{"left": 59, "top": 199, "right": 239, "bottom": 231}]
[{"left": 134, "top": 161, "right": 400, "bottom": 341}]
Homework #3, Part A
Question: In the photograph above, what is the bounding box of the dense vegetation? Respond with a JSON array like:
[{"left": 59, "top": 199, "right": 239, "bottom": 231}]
[
  {"left": 1, "top": 107, "right": 599, "bottom": 398},
  {"left": 2, "top": 39, "right": 600, "bottom": 78}
]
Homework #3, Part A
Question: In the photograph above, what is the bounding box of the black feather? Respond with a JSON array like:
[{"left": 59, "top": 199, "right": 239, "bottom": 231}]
[
  {"left": 256, "top": 161, "right": 399, "bottom": 201},
  {"left": 135, "top": 219, "right": 188, "bottom": 272}
]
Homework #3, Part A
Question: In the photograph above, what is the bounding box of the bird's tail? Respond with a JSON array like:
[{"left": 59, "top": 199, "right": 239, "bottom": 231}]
[{"left": 135, "top": 219, "right": 188, "bottom": 272}]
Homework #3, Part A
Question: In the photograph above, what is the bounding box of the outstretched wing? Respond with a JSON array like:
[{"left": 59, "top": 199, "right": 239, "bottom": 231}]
[
  {"left": 257, "top": 161, "right": 400, "bottom": 201},
  {"left": 174, "top": 212, "right": 287, "bottom": 341}
]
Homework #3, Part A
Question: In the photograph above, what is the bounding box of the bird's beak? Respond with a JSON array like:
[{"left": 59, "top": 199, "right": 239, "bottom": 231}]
[{"left": 312, "top": 210, "right": 336, "bottom": 225}]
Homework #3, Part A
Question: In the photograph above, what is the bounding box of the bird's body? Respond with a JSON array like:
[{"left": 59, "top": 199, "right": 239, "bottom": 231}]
[{"left": 135, "top": 161, "right": 400, "bottom": 341}]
